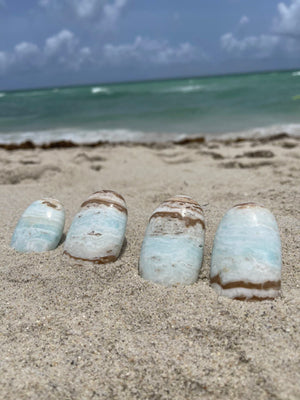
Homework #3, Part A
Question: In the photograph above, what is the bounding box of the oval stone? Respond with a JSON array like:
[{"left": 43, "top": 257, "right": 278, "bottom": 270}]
[
  {"left": 210, "top": 203, "right": 282, "bottom": 300},
  {"left": 139, "top": 195, "right": 205, "bottom": 286},
  {"left": 11, "top": 198, "right": 65, "bottom": 253},
  {"left": 64, "top": 190, "right": 127, "bottom": 263}
]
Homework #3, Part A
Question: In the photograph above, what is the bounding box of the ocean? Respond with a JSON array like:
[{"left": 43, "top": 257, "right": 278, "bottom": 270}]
[{"left": 0, "top": 70, "right": 300, "bottom": 144}]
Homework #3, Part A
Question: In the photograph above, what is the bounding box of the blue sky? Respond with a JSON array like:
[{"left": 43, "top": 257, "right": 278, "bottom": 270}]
[{"left": 0, "top": 0, "right": 300, "bottom": 90}]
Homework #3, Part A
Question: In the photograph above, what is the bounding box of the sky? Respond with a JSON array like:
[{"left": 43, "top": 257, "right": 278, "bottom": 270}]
[{"left": 0, "top": 0, "right": 300, "bottom": 90}]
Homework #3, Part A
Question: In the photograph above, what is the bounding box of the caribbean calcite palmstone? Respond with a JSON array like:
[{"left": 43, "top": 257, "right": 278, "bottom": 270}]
[
  {"left": 64, "top": 190, "right": 127, "bottom": 263},
  {"left": 139, "top": 195, "right": 205, "bottom": 286},
  {"left": 11, "top": 198, "right": 65, "bottom": 253},
  {"left": 210, "top": 203, "right": 282, "bottom": 300}
]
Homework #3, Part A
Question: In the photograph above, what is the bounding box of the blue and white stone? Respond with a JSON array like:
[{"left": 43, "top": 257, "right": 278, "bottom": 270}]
[
  {"left": 139, "top": 195, "right": 205, "bottom": 286},
  {"left": 64, "top": 190, "right": 127, "bottom": 263},
  {"left": 210, "top": 203, "right": 282, "bottom": 300},
  {"left": 11, "top": 198, "right": 65, "bottom": 253}
]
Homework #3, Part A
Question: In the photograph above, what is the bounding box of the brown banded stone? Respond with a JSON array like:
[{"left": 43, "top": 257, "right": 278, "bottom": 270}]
[
  {"left": 64, "top": 250, "right": 117, "bottom": 264},
  {"left": 233, "top": 295, "right": 276, "bottom": 301},
  {"left": 81, "top": 199, "right": 127, "bottom": 214},
  {"left": 233, "top": 202, "right": 265, "bottom": 209},
  {"left": 93, "top": 190, "right": 126, "bottom": 202},
  {"left": 161, "top": 201, "right": 204, "bottom": 213},
  {"left": 210, "top": 273, "right": 281, "bottom": 290},
  {"left": 150, "top": 211, "right": 205, "bottom": 229},
  {"left": 41, "top": 200, "right": 59, "bottom": 209}
]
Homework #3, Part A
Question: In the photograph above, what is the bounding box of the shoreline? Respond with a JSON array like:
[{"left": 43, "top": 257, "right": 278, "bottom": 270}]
[{"left": 0, "top": 132, "right": 299, "bottom": 151}]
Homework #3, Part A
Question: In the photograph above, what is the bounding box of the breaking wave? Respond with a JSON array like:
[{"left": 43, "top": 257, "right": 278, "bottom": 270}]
[
  {"left": 162, "top": 84, "right": 204, "bottom": 94},
  {"left": 91, "top": 87, "right": 111, "bottom": 95}
]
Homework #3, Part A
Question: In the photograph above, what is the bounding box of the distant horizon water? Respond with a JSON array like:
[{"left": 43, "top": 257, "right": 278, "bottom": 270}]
[{"left": 1, "top": 69, "right": 300, "bottom": 144}]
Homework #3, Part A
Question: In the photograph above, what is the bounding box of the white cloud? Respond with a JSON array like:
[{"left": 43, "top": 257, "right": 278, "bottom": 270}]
[
  {"left": 104, "top": 36, "right": 198, "bottom": 65},
  {"left": 38, "top": 0, "right": 50, "bottom": 6},
  {"left": 44, "top": 29, "right": 77, "bottom": 57},
  {"left": 221, "top": 33, "right": 279, "bottom": 57},
  {"left": 274, "top": 0, "right": 300, "bottom": 36},
  {"left": 220, "top": 2, "right": 300, "bottom": 58},
  {"left": 39, "top": 0, "right": 129, "bottom": 26},
  {"left": 14, "top": 42, "right": 40, "bottom": 59},
  {"left": 155, "top": 42, "right": 197, "bottom": 64},
  {"left": 0, "top": 29, "right": 91, "bottom": 75},
  {"left": 44, "top": 30, "right": 92, "bottom": 69},
  {"left": 0, "top": 28, "right": 200, "bottom": 76},
  {"left": 75, "top": 46, "right": 92, "bottom": 69},
  {"left": 79, "top": 46, "right": 91, "bottom": 58},
  {"left": 12, "top": 42, "right": 42, "bottom": 71},
  {"left": 103, "top": 0, "right": 127, "bottom": 24},
  {"left": 0, "top": 43, "right": 41, "bottom": 74},
  {"left": 72, "top": 0, "right": 102, "bottom": 18},
  {"left": 239, "top": 15, "right": 249, "bottom": 26}
]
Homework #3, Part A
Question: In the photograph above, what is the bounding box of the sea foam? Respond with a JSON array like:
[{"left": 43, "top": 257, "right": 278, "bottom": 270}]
[
  {"left": 0, "top": 124, "right": 299, "bottom": 146},
  {"left": 163, "top": 84, "right": 204, "bottom": 94},
  {"left": 91, "top": 87, "right": 110, "bottom": 94}
]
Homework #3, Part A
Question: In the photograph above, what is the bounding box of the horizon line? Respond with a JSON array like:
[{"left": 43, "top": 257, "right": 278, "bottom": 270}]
[{"left": 1, "top": 66, "right": 300, "bottom": 93}]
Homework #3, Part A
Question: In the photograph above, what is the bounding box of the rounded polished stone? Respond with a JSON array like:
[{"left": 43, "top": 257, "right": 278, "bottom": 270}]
[
  {"left": 139, "top": 195, "right": 205, "bottom": 286},
  {"left": 64, "top": 190, "right": 127, "bottom": 263},
  {"left": 11, "top": 198, "right": 65, "bottom": 253},
  {"left": 210, "top": 203, "right": 282, "bottom": 300}
]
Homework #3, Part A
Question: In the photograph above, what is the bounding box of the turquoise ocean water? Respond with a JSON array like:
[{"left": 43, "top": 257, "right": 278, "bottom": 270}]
[{"left": 0, "top": 70, "right": 300, "bottom": 144}]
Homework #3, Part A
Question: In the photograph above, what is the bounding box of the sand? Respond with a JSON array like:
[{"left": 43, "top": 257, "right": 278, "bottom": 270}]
[{"left": 0, "top": 134, "right": 299, "bottom": 399}]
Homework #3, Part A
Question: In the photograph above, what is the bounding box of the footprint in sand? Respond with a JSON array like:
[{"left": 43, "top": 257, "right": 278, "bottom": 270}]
[
  {"left": 19, "top": 155, "right": 41, "bottom": 165},
  {"left": 197, "top": 150, "right": 225, "bottom": 160},
  {"left": 235, "top": 150, "right": 275, "bottom": 159},
  {"left": 155, "top": 149, "right": 195, "bottom": 164},
  {"left": 74, "top": 152, "right": 106, "bottom": 163},
  {"left": 0, "top": 164, "right": 61, "bottom": 184},
  {"left": 220, "top": 160, "right": 275, "bottom": 169},
  {"left": 73, "top": 152, "right": 106, "bottom": 171}
]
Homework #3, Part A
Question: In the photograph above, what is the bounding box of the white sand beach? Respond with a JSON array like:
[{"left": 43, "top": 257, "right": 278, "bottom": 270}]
[{"left": 0, "top": 134, "right": 299, "bottom": 399}]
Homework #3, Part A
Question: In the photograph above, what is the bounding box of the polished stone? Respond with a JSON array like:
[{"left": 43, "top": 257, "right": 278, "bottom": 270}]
[
  {"left": 210, "top": 203, "right": 282, "bottom": 300},
  {"left": 64, "top": 190, "right": 127, "bottom": 263},
  {"left": 11, "top": 198, "right": 65, "bottom": 253},
  {"left": 139, "top": 195, "right": 205, "bottom": 286}
]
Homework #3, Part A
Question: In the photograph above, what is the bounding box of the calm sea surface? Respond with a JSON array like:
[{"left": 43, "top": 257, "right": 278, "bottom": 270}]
[{"left": 0, "top": 70, "right": 300, "bottom": 144}]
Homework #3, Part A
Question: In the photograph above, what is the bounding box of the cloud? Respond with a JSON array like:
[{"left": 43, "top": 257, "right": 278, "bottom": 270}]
[
  {"left": 70, "top": 0, "right": 104, "bottom": 18},
  {"left": 0, "top": 29, "right": 91, "bottom": 75},
  {"left": 274, "top": 0, "right": 300, "bottom": 37},
  {"left": 103, "top": 0, "right": 127, "bottom": 24},
  {"left": 239, "top": 15, "right": 249, "bottom": 26},
  {"left": 45, "top": 29, "right": 77, "bottom": 57},
  {"left": 0, "top": 31, "right": 201, "bottom": 76},
  {"left": 44, "top": 30, "right": 92, "bottom": 69},
  {"left": 75, "top": 46, "right": 93, "bottom": 69},
  {"left": 14, "top": 42, "right": 40, "bottom": 59},
  {"left": 11, "top": 42, "right": 41, "bottom": 71},
  {"left": 221, "top": 33, "right": 279, "bottom": 57},
  {"left": 0, "top": 43, "right": 42, "bottom": 75},
  {"left": 38, "top": 0, "right": 49, "bottom": 6},
  {"left": 39, "top": 0, "right": 129, "bottom": 26},
  {"left": 104, "top": 36, "right": 200, "bottom": 65},
  {"left": 221, "top": 1, "right": 300, "bottom": 58}
]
